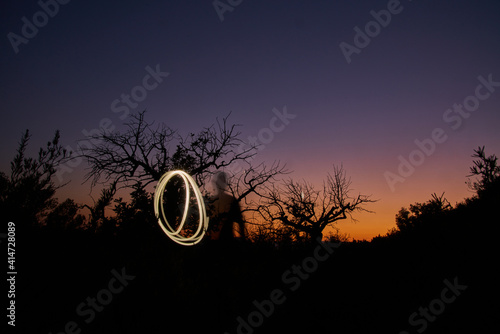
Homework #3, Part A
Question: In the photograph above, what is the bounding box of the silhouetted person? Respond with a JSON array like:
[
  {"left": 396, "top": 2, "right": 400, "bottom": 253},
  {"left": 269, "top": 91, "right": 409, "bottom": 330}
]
[{"left": 208, "top": 172, "right": 246, "bottom": 242}]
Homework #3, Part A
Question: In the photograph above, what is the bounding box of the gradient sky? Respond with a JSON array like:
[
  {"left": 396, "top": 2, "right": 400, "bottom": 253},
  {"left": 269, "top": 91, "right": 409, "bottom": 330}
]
[{"left": 2, "top": 0, "right": 499, "bottom": 240}]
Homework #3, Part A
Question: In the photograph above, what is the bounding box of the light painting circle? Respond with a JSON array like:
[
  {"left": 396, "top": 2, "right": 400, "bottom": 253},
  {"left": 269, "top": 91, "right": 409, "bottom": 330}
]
[{"left": 153, "top": 170, "right": 209, "bottom": 246}]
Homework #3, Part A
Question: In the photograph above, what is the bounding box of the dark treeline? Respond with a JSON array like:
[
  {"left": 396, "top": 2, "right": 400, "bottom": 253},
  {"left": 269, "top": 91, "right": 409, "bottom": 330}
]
[{"left": 2, "top": 123, "right": 499, "bottom": 333}]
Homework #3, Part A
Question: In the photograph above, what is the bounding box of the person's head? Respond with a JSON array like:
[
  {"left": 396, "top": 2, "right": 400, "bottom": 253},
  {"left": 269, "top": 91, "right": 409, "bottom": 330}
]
[{"left": 213, "top": 171, "right": 228, "bottom": 193}]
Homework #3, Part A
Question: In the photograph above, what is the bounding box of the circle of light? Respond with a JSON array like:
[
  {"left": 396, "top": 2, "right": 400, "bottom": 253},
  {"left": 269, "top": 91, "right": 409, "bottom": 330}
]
[{"left": 153, "top": 170, "right": 209, "bottom": 246}]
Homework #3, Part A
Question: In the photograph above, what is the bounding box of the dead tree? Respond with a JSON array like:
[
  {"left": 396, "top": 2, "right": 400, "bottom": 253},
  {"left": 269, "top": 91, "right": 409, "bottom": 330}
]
[
  {"left": 80, "top": 111, "right": 290, "bottom": 237},
  {"left": 226, "top": 160, "right": 290, "bottom": 212},
  {"left": 80, "top": 111, "right": 258, "bottom": 189},
  {"left": 256, "top": 165, "right": 374, "bottom": 241}
]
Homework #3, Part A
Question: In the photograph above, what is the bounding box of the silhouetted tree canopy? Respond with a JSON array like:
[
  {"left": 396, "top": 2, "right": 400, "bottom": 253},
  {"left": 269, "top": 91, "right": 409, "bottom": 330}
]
[
  {"left": 112, "top": 182, "right": 157, "bottom": 237},
  {"left": 0, "top": 130, "right": 70, "bottom": 227},
  {"left": 81, "top": 181, "right": 118, "bottom": 233},
  {"left": 466, "top": 146, "right": 500, "bottom": 199},
  {"left": 45, "top": 198, "right": 85, "bottom": 230},
  {"left": 395, "top": 192, "right": 452, "bottom": 234},
  {"left": 387, "top": 146, "right": 499, "bottom": 239}
]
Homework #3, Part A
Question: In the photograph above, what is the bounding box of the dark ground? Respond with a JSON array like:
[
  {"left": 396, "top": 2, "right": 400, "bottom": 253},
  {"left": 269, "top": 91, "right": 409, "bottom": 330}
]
[{"left": 12, "top": 197, "right": 499, "bottom": 334}]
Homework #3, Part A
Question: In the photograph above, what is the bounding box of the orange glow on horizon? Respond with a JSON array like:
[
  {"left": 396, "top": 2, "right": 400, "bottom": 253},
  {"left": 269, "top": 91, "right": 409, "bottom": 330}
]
[{"left": 57, "top": 160, "right": 478, "bottom": 242}]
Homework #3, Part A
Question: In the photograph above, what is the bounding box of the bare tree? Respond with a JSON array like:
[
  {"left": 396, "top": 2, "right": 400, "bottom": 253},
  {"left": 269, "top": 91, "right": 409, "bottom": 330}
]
[
  {"left": 79, "top": 111, "right": 290, "bottom": 236},
  {"left": 80, "top": 111, "right": 258, "bottom": 189},
  {"left": 255, "top": 165, "right": 375, "bottom": 241},
  {"left": 226, "top": 160, "right": 290, "bottom": 212}
]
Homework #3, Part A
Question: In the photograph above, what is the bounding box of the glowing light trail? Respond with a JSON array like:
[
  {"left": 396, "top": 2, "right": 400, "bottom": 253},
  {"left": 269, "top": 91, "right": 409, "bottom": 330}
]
[{"left": 153, "top": 170, "right": 209, "bottom": 246}]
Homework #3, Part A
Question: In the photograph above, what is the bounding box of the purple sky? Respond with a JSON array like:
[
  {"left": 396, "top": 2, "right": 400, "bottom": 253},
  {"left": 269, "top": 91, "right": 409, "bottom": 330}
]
[{"left": 2, "top": 0, "right": 500, "bottom": 239}]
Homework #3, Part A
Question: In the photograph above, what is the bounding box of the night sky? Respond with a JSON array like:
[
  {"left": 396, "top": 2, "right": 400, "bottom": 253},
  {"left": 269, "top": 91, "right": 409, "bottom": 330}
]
[{"left": 1, "top": 0, "right": 499, "bottom": 240}]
